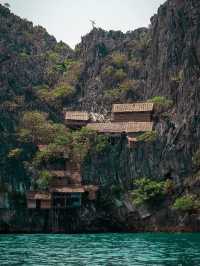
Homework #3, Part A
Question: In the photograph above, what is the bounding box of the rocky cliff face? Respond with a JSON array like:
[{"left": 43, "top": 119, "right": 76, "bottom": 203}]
[
  {"left": 144, "top": 0, "right": 200, "bottom": 180},
  {"left": 0, "top": 4, "right": 74, "bottom": 189},
  {"left": 1, "top": 0, "right": 200, "bottom": 232},
  {"left": 75, "top": 0, "right": 200, "bottom": 182},
  {"left": 74, "top": 0, "right": 200, "bottom": 232},
  {"left": 75, "top": 27, "right": 149, "bottom": 115}
]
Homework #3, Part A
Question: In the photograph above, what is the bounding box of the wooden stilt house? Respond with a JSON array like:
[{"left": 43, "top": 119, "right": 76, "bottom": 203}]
[
  {"left": 27, "top": 192, "right": 51, "bottom": 209},
  {"left": 50, "top": 187, "right": 85, "bottom": 209},
  {"left": 27, "top": 145, "right": 99, "bottom": 210},
  {"left": 64, "top": 111, "right": 90, "bottom": 128},
  {"left": 112, "top": 102, "right": 154, "bottom": 122}
]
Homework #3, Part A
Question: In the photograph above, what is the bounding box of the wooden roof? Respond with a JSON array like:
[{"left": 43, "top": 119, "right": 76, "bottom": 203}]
[
  {"left": 87, "top": 122, "right": 153, "bottom": 133},
  {"left": 127, "top": 136, "right": 138, "bottom": 142},
  {"left": 84, "top": 185, "right": 99, "bottom": 192},
  {"left": 50, "top": 171, "right": 66, "bottom": 178},
  {"left": 112, "top": 102, "right": 154, "bottom": 113},
  {"left": 51, "top": 187, "right": 85, "bottom": 193},
  {"left": 27, "top": 191, "right": 51, "bottom": 200},
  {"left": 65, "top": 111, "right": 89, "bottom": 121},
  {"left": 37, "top": 144, "right": 47, "bottom": 151}
]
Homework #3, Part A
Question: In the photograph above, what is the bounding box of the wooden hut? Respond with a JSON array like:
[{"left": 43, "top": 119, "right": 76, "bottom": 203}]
[
  {"left": 112, "top": 102, "right": 154, "bottom": 122},
  {"left": 49, "top": 171, "right": 69, "bottom": 187},
  {"left": 50, "top": 187, "right": 85, "bottom": 209},
  {"left": 64, "top": 111, "right": 90, "bottom": 127},
  {"left": 27, "top": 192, "right": 51, "bottom": 209}
]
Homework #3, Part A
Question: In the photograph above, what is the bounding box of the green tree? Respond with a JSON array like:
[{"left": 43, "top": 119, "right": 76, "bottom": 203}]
[
  {"left": 137, "top": 131, "right": 158, "bottom": 143},
  {"left": 36, "top": 170, "right": 53, "bottom": 190},
  {"left": 172, "top": 195, "right": 199, "bottom": 212},
  {"left": 132, "top": 177, "right": 165, "bottom": 206},
  {"left": 18, "top": 111, "right": 66, "bottom": 144},
  {"left": 148, "top": 96, "right": 173, "bottom": 110},
  {"left": 111, "top": 52, "right": 127, "bottom": 68}
]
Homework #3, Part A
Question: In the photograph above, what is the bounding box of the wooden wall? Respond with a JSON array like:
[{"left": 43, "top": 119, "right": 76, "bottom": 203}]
[
  {"left": 27, "top": 199, "right": 36, "bottom": 209},
  {"left": 65, "top": 162, "right": 82, "bottom": 185},
  {"left": 51, "top": 177, "right": 69, "bottom": 187},
  {"left": 41, "top": 200, "right": 51, "bottom": 209},
  {"left": 65, "top": 120, "right": 88, "bottom": 127},
  {"left": 112, "top": 112, "right": 152, "bottom": 122},
  {"left": 27, "top": 199, "right": 51, "bottom": 209}
]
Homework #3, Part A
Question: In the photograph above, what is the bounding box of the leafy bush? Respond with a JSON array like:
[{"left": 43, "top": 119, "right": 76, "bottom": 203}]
[
  {"left": 148, "top": 96, "right": 173, "bottom": 109},
  {"left": 94, "top": 135, "right": 109, "bottom": 153},
  {"left": 96, "top": 43, "right": 108, "bottom": 57},
  {"left": 36, "top": 170, "right": 53, "bottom": 190},
  {"left": 111, "top": 52, "right": 127, "bottom": 68},
  {"left": 132, "top": 178, "right": 165, "bottom": 206},
  {"left": 118, "top": 79, "right": 138, "bottom": 93},
  {"left": 102, "top": 66, "right": 114, "bottom": 79},
  {"left": 37, "top": 84, "right": 75, "bottom": 102},
  {"left": 63, "top": 60, "right": 82, "bottom": 84},
  {"left": 18, "top": 111, "right": 69, "bottom": 144},
  {"left": 33, "top": 144, "right": 63, "bottom": 166},
  {"left": 19, "top": 52, "right": 29, "bottom": 61},
  {"left": 7, "top": 148, "right": 22, "bottom": 159},
  {"left": 104, "top": 79, "right": 139, "bottom": 102},
  {"left": 163, "top": 179, "right": 174, "bottom": 194},
  {"left": 72, "top": 128, "right": 108, "bottom": 160},
  {"left": 18, "top": 112, "right": 50, "bottom": 143},
  {"left": 172, "top": 195, "right": 199, "bottom": 212},
  {"left": 47, "top": 52, "right": 59, "bottom": 63},
  {"left": 72, "top": 127, "right": 94, "bottom": 161},
  {"left": 170, "top": 70, "right": 184, "bottom": 82},
  {"left": 113, "top": 68, "right": 127, "bottom": 82},
  {"left": 137, "top": 131, "right": 158, "bottom": 143},
  {"left": 51, "top": 84, "right": 75, "bottom": 99},
  {"left": 104, "top": 88, "right": 122, "bottom": 101}
]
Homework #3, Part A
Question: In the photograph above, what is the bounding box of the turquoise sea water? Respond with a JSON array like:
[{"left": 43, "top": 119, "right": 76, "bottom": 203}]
[{"left": 0, "top": 233, "right": 200, "bottom": 266}]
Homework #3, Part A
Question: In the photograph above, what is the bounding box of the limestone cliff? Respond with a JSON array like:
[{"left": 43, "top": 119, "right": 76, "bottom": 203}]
[{"left": 1, "top": 0, "right": 200, "bottom": 232}]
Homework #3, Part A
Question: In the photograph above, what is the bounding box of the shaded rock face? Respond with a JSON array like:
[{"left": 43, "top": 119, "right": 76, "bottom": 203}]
[
  {"left": 76, "top": 0, "right": 200, "bottom": 183},
  {"left": 0, "top": 4, "right": 73, "bottom": 189},
  {"left": 144, "top": 0, "right": 200, "bottom": 182},
  {"left": 75, "top": 28, "right": 149, "bottom": 114}
]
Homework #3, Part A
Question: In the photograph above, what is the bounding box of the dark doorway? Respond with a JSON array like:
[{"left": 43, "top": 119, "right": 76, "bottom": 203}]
[{"left": 36, "top": 199, "right": 41, "bottom": 209}]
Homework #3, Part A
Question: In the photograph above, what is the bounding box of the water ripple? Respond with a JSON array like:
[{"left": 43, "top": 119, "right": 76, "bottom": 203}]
[{"left": 0, "top": 233, "right": 200, "bottom": 265}]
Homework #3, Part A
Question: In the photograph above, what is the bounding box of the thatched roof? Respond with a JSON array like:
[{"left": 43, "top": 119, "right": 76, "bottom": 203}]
[
  {"left": 112, "top": 102, "right": 154, "bottom": 113},
  {"left": 27, "top": 191, "right": 51, "bottom": 200},
  {"left": 51, "top": 187, "right": 85, "bottom": 193},
  {"left": 87, "top": 122, "right": 153, "bottom": 133},
  {"left": 65, "top": 111, "right": 89, "bottom": 121}
]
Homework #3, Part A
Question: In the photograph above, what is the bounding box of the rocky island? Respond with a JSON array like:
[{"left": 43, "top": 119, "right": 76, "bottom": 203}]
[{"left": 0, "top": 0, "right": 200, "bottom": 233}]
